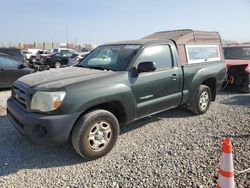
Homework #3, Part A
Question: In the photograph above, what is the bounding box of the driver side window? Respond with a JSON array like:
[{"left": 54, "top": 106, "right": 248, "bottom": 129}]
[
  {"left": 0, "top": 57, "right": 20, "bottom": 67},
  {"left": 138, "top": 45, "right": 173, "bottom": 70}
]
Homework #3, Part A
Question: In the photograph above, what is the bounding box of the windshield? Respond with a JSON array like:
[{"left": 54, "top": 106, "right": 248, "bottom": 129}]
[
  {"left": 224, "top": 47, "right": 250, "bottom": 60},
  {"left": 79, "top": 44, "right": 141, "bottom": 71},
  {"left": 52, "top": 49, "right": 59, "bottom": 53}
]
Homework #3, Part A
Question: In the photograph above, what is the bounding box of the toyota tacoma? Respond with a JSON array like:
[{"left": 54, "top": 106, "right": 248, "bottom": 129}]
[{"left": 7, "top": 30, "right": 227, "bottom": 159}]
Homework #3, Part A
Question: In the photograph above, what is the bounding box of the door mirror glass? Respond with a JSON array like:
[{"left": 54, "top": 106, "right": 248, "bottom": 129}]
[
  {"left": 71, "top": 53, "right": 77, "bottom": 58},
  {"left": 18, "top": 63, "right": 26, "bottom": 69},
  {"left": 137, "top": 61, "right": 156, "bottom": 73}
]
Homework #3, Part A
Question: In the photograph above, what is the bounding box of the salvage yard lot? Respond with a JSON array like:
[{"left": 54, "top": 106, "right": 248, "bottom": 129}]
[{"left": 0, "top": 90, "right": 249, "bottom": 187}]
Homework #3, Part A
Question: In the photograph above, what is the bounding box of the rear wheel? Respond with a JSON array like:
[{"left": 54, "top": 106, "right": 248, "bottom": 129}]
[
  {"left": 55, "top": 62, "right": 61, "bottom": 68},
  {"left": 190, "top": 85, "right": 211, "bottom": 115},
  {"left": 241, "top": 82, "right": 250, "bottom": 93},
  {"left": 71, "top": 109, "right": 119, "bottom": 160},
  {"left": 30, "top": 56, "right": 36, "bottom": 63}
]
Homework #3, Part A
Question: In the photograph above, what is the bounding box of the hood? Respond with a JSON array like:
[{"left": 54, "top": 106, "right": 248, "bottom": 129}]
[
  {"left": 225, "top": 59, "right": 250, "bottom": 67},
  {"left": 18, "top": 66, "right": 116, "bottom": 89}
]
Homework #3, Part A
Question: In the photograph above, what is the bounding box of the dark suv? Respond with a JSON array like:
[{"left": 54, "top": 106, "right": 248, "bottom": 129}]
[
  {"left": 42, "top": 51, "right": 78, "bottom": 68},
  {"left": 0, "top": 53, "right": 34, "bottom": 89},
  {"left": 0, "top": 48, "right": 24, "bottom": 62}
]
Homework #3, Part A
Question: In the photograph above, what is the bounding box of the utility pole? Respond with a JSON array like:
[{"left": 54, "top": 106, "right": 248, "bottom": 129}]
[
  {"left": 66, "top": 24, "right": 68, "bottom": 44},
  {"left": 75, "top": 37, "right": 77, "bottom": 50}
]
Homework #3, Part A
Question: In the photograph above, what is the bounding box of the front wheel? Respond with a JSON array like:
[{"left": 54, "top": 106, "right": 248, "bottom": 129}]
[
  {"left": 30, "top": 56, "right": 36, "bottom": 63},
  {"left": 54, "top": 62, "right": 61, "bottom": 68},
  {"left": 190, "top": 85, "right": 212, "bottom": 115},
  {"left": 71, "top": 109, "right": 120, "bottom": 160}
]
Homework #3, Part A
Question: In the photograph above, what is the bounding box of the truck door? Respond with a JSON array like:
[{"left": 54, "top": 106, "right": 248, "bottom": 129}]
[
  {"left": 60, "top": 52, "right": 69, "bottom": 65},
  {"left": 132, "top": 44, "right": 183, "bottom": 118}
]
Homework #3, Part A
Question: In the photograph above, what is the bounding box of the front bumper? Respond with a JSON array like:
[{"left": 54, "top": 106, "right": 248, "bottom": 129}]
[{"left": 7, "top": 97, "right": 81, "bottom": 145}]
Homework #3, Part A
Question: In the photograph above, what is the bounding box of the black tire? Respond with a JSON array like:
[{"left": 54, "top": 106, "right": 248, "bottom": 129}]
[
  {"left": 54, "top": 62, "right": 61, "bottom": 68},
  {"left": 30, "top": 56, "right": 36, "bottom": 63},
  {"left": 190, "top": 85, "right": 212, "bottom": 115},
  {"left": 71, "top": 109, "right": 120, "bottom": 160},
  {"left": 241, "top": 83, "right": 250, "bottom": 93}
]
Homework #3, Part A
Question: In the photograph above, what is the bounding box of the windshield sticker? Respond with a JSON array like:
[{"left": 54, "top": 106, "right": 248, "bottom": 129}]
[{"left": 124, "top": 45, "right": 141, "bottom": 49}]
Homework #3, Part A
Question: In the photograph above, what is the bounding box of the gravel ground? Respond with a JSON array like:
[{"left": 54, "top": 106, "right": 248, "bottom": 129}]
[
  {"left": 0, "top": 90, "right": 10, "bottom": 115},
  {"left": 0, "top": 89, "right": 249, "bottom": 188}
]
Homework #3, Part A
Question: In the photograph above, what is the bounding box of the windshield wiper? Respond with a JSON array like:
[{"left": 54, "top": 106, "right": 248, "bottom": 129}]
[
  {"left": 87, "top": 66, "right": 105, "bottom": 70},
  {"left": 77, "top": 64, "right": 113, "bottom": 71},
  {"left": 87, "top": 66, "right": 113, "bottom": 71}
]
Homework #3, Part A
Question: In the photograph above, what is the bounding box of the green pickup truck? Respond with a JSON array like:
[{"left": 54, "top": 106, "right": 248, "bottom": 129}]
[{"left": 7, "top": 30, "right": 226, "bottom": 159}]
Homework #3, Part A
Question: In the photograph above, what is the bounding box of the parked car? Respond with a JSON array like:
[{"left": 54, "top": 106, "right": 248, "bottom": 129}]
[
  {"left": 22, "top": 50, "right": 35, "bottom": 62},
  {"left": 27, "top": 48, "right": 40, "bottom": 54},
  {"left": 0, "top": 53, "right": 34, "bottom": 89},
  {"left": 78, "top": 48, "right": 92, "bottom": 62},
  {"left": 25, "top": 49, "right": 41, "bottom": 63},
  {"left": 7, "top": 29, "right": 226, "bottom": 159},
  {"left": 223, "top": 44, "right": 250, "bottom": 93},
  {"left": 42, "top": 51, "right": 78, "bottom": 68},
  {"left": 36, "top": 50, "right": 50, "bottom": 61},
  {"left": 27, "top": 61, "right": 50, "bottom": 72},
  {"left": 51, "top": 48, "right": 78, "bottom": 54},
  {"left": 0, "top": 47, "right": 25, "bottom": 62}
]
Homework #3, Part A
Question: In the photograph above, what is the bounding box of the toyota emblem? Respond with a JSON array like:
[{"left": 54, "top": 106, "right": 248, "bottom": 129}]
[{"left": 15, "top": 90, "right": 20, "bottom": 100}]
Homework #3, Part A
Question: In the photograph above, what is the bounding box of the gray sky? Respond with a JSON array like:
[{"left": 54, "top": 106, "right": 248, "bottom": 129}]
[{"left": 0, "top": 0, "right": 249, "bottom": 44}]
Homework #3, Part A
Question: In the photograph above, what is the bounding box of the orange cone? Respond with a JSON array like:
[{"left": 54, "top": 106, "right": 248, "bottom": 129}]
[{"left": 216, "top": 138, "right": 235, "bottom": 188}]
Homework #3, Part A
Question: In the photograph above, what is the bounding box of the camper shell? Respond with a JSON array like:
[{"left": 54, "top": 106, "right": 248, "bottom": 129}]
[{"left": 143, "top": 29, "right": 224, "bottom": 65}]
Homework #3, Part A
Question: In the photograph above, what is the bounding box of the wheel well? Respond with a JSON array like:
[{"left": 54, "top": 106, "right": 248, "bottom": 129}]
[
  {"left": 84, "top": 101, "right": 127, "bottom": 125},
  {"left": 202, "top": 78, "right": 216, "bottom": 101}
]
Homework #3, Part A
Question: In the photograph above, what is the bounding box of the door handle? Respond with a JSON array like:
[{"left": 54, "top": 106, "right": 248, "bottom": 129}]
[{"left": 171, "top": 74, "right": 177, "bottom": 80}]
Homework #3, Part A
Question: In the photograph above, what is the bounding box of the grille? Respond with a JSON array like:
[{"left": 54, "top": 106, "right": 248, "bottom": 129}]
[{"left": 12, "top": 85, "right": 27, "bottom": 109}]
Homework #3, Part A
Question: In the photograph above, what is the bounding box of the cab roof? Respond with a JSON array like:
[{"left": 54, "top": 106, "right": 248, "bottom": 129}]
[
  {"left": 103, "top": 29, "right": 222, "bottom": 46},
  {"left": 103, "top": 38, "right": 169, "bottom": 46}
]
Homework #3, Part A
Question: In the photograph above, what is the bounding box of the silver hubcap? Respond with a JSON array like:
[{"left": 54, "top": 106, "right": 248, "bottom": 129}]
[
  {"left": 55, "top": 63, "right": 60, "bottom": 68},
  {"left": 199, "top": 91, "right": 209, "bottom": 111},
  {"left": 88, "top": 121, "right": 112, "bottom": 151}
]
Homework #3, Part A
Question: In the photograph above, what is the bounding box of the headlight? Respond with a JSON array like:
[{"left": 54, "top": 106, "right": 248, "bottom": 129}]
[{"left": 31, "top": 91, "right": 66, "bottom": 112}]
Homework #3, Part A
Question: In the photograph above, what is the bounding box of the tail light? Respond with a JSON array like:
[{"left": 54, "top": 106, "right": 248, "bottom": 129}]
[
  {"left": 245, "top": 65, "right": 250, "bottom": 74},
  {"left": 41, "top": 56, "right": 47, "bottom": 62}
]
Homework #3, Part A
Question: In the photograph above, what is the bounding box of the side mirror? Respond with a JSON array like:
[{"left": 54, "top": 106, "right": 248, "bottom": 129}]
[
  {"left": 71, "top": 54, "right": 78, "bottom": 58},
  {"left": 18, "top": 63, "right": 26, "bottom": 69},
  {"left": 137, "top": 61, "right": 156, "bottom": 74}
]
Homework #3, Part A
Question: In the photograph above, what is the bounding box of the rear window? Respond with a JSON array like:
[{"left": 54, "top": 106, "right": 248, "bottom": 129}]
[
  {"left": 186, "top": 45, "right": 221, "bottom": 64},
  {"left": 60, "top": 50, "right": 69, "bottom": 53},
  {"left": 224, "top": 47, "right": 250, "bottom": 60}
]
